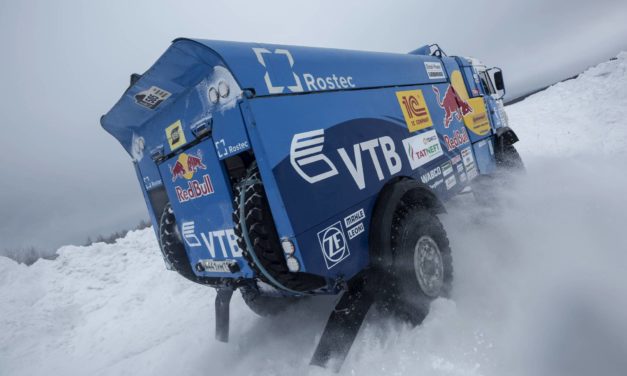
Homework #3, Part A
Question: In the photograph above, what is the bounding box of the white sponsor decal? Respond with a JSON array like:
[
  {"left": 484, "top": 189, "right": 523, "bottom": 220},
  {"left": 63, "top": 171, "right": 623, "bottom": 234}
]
[
  {"left": 198, "top": 259, "right": 237, "bottom": 273},
  {"left": 459, "top": 172, "right": 467, "bottom": 183},
  {"left": 461, "top": 147, "right": 475, "bottom": 168},
  {"left": 344, "top": 208, "right": 365, "bottom": 228},
  {"left": 456, "top": 163, "right": 465, "bottom": 173},
  {"left": 290, "top": 130, "right": 402, "bottom": 190},
  {"left": 347, "top": 222, "right": 365, "bottom": 239},
  {"left": 182, "top": 221, "right": 201, "bottom": 247},
  {"left": 441, "top": 161, "right": 453, "bottom": 177},
  {"left": 317, "top": 222, "right": 350, "bottom": 269},
  {"left": 429, "top": 179, "right": 444, "bottom": 189},
  {"left": 445, "top": 174, "right": 457, "bottom": 190},
  {"left": 253, "top": 48, "right": 355, "bottom": 94},
  {"left": 424, "top": 61, "right": 445, "bottom": 80},
  {"left": 402, "top": 129, "right": 444, "bottom": 170},
  {"left": 135, "top": 86, "right": 171, "bottom": 109},
  {"left": 421, "top": 166, "right": 442, "bottom": 184},
  {"left": 180, "top": 222, "right": 243, "bottom": 259},
  {"left": 215, "top": 139, "right": 250, "bottom": 159},
  {"left": 290, "top": 129, "right": 339, "bottom": 184},
  {"left": 199, "top": 228, "right": 243, "bottom": 258}
]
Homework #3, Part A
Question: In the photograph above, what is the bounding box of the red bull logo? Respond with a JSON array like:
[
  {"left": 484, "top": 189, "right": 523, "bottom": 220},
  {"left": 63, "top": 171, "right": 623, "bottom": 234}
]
[
  {"left": 170, "top": 151, "right": 207, "bottom": 182},
  {"left": 175, "top": 174, "right": 215, "bottom": 203},
  {"left": 432, "top": 85, "right": 473, "bottom": 128},
  {"left": 443, "top": 128, "right": 470, "bottom": 151}
]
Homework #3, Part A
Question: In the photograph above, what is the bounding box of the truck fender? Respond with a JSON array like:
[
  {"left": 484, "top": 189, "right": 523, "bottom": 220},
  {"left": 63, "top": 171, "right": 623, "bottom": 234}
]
[
  {"left": 368, "top": 178, "right": 446, "bottom": 269},
  {"left": 495, "top": 126, "right": 519, "bottom": 147}
]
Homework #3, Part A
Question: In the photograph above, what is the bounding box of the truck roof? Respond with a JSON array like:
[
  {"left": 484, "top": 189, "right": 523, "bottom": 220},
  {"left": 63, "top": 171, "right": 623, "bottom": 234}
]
[{"left": 101, "top": 38, "right": 451, "bottom": 152}]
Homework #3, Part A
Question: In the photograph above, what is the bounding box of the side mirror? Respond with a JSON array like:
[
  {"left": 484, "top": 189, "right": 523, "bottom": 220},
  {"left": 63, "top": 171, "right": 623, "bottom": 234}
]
[{"left": 488, "top": 68, "right": 505, "bottom": 99}]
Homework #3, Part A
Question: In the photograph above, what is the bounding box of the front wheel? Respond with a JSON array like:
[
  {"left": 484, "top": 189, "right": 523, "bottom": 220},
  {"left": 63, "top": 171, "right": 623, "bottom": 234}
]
[{"left": 380, "top": 204, "right": 453, "bottom": 324}]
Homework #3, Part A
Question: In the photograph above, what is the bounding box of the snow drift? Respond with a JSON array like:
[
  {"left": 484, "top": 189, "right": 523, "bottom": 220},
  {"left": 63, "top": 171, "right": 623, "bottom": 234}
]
[{"left": 2, "top": 53, "right": 627, "bottom": 376}]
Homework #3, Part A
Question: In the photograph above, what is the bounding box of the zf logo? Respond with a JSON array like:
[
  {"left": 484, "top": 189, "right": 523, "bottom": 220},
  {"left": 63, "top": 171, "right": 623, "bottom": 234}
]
[
  {"left": 289, "top": 129, "right": 402, "bottom": 190},
  {"left": 252, "top": 48, "right": 356, "bottom": 95},
  {"left": 317, "top": 222, "right": 350, "bottom": 269}
]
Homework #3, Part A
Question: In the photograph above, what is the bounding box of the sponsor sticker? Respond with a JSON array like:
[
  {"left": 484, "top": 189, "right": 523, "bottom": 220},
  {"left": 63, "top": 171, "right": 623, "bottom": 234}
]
[
  {"left": 445, "top": 174, "right": 457, "bottom": 190},
  {"left": 135, "top": 86, "right": 171, "bottom": 110},
  {"left": 317, "top": 222, "right": 350, "bottom": 269},
  {"left": 461, "top": 147, "right": 475, "bottom": 168},
  {"left": 421, "top": 166, "right": 442, "bottom": 184},
  {"left": 463, "top": 98, "right": 491, "bottom": 136},
  {"left": 215, "top": 139, "right": 250, "bottom": 159},
  {"left": 430, "top": 179, "right": 444, "bottom": 189},
  {"left": 456, "top": 163, "right": 465, "bottom": 173},
  {"left": 459, "top": 172, "right": 467, "bottom": 183},
  {"left": 252, "top": 47, "right": 355, "bottom": 94},
  {"left": 344, "top": 208, "right": 365, "bottom": 228},
  {"left": 170, "top": 151, "right": 207, "bottom": 182},
  {"left": 182, "top": 222, "right": 243, "bottom": 259},
  {"left": 166, "top": 120, "right": 186, "bottom": 151},
  {"left": 441, "top": 161, "right": 453, "bottom": 176},
  {"left": 451, "top": 154, "right": 462, "bottom": 165},
  {"left": 347, "top": 222, "right": 365, "bottom": 240},
  {"left": 443, "top": 128, "right": 470, "bottom": 151},
  {"left": 424, "top": 62, "right": 445, "bottom": 80},
  {"left": 396, "top": 89, "right": 434, "bottom": 132},
  {"left": 432, "top": 84, "right": 473, "bottom": 128},
  {"left": 175, "top": 175, "right": 214, "bottom": 203},
  {"left": 402, "top": 129, "right": 444, "bottom": 170}
]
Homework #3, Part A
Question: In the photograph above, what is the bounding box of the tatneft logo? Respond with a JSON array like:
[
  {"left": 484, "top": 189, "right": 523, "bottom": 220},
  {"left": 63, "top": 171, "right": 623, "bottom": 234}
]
[
  {"left": 317, "top": 222, "right": 350, "bottom": 269},
  {"left": 402, "top": 129, "right": 444, "bottom": 170},
  {"left": 252, "top": 48, "right": 356, "bottom": 94},
  {"left": 290, "top": 129, "right": 402, "bottom": 190}
]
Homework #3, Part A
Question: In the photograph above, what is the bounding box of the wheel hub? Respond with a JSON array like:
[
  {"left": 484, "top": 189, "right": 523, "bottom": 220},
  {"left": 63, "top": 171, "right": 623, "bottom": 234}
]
[{"left": 413, "top": 235, "right": 444, "bottom": 298}]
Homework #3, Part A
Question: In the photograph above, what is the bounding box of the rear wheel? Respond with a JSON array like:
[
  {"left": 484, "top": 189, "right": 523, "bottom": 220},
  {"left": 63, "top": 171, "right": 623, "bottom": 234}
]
[
  {"left": 159, "top": 203, "right": 199, "bottom": 283},
  {"left": 232, "top": 162, "right": 325, "bottom": 292},
  {"left": 380, "top": 204, "right": 453, "bottom": 324}
]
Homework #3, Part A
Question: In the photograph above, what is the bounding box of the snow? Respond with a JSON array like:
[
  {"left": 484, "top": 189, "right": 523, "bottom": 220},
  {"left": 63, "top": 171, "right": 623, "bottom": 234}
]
[{"left": 2, "top": 53, "right": 627, "bottom": 376}]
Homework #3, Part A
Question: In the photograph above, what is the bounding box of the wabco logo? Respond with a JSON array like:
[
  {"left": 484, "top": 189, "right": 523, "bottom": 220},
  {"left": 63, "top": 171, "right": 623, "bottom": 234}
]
[
  {"left": 290, "top": 129, "right": 402, "bottom": 190},
  {"left": 317, "top": 222, "right": 350, "bottom": 269},
  {"left": 252, "top": 48, "right": 356, "bottom": 94}
]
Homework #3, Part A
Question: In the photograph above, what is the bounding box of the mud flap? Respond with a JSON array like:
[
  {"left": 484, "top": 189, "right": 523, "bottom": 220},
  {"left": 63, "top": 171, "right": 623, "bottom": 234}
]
[
  {"left": 310, "top": 276, "right": 374, "bottom": 372},
  {"left": 215, "top": 288, "right": 234, "bottom": 342}
]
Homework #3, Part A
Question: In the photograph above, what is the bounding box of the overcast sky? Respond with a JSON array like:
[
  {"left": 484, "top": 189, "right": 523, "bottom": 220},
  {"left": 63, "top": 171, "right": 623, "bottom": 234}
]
[{"left": 1, "top": 0, "right": 626, "bottom": 252}]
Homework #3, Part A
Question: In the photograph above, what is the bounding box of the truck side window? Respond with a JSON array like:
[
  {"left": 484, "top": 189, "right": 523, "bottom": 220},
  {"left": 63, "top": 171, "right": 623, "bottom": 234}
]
[{"left": 478, "top": 71, "right": 495, "bottom": 95}]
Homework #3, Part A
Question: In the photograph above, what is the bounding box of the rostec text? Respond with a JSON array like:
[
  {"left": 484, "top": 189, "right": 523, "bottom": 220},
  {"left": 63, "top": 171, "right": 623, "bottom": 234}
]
[{"left": 303, "top": 73, "right": 355, "bottom": 91}]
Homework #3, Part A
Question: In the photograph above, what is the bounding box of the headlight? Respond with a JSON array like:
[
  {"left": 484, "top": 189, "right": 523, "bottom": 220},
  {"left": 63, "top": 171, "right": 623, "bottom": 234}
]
[
  {"left": 286, "top": 256, "right": 300, "bottom": 272},
  {"left": 281, "top": 239, "right": 295, "bottom": 255}
]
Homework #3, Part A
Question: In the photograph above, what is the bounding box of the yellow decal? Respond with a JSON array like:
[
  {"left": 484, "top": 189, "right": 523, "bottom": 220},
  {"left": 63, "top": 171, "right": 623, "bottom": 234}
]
[
  {"left": 165, "top": 120, "right": 186, "bottom": 151},
  {"left": 451, "top": 70, "right": 491, "bottom": 136},
  {"left": 396, "top": 89, "right": 433, "bottom": 132},
  {"left": 463, "top": 98, "right": 491, "bottom": 136}
]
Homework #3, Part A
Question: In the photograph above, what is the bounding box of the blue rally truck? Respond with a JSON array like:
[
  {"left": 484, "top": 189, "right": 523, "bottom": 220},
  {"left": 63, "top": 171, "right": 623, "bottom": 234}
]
[{"left": 102, "top": 39, "right": 522, "bottom": 368}]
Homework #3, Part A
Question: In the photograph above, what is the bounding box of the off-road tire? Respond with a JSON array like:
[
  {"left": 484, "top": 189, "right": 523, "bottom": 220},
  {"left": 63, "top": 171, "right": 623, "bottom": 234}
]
[
  {"left": 496, "top": 144, "right": 525, "bottom": 172},
  {"left": 232, "top": 163, "right": 325, "bottom": 292},
  {"left": 473, "top": 144, "right": 524, "bottom": 205},
  {"left": 239, "top": 286, "right": 300, "bottom": 317},
  {"left": 159, "top": 203, "right": 199, "bottom": 283},
  {"left": 380, "top": 204, "right": 453, "bottom": 324}
]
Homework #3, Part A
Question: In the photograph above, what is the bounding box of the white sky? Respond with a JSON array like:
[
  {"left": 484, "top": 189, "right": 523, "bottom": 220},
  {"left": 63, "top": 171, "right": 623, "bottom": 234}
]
[{"left": 1, "top": 0, "right": 626, "bottom": 251}]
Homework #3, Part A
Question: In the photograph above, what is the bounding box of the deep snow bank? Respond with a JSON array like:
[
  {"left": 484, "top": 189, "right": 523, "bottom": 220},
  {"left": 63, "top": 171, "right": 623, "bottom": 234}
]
[{"left": 2, "top": 53, "right": 627, "bottom": 376}]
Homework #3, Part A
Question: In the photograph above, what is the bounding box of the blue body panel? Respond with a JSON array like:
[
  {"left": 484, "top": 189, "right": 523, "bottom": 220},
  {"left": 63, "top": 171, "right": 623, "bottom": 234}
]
[{"left": 101, "top": 38, "right": 505, "bottom": 293}]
